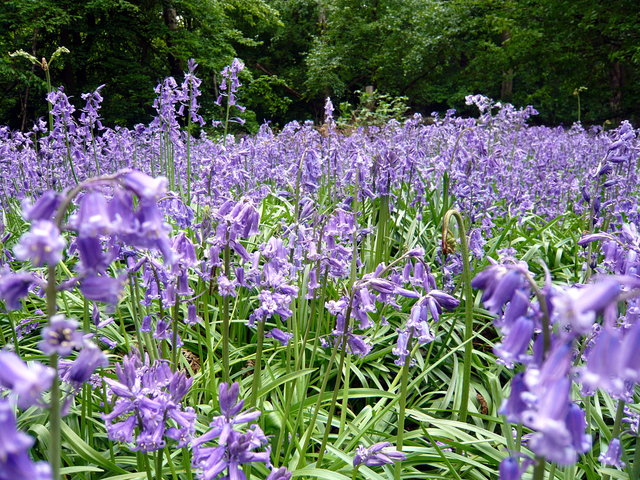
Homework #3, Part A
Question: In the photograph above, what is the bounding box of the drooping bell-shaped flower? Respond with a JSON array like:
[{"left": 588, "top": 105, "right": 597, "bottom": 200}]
[
  {"left": 0, "top": 351, "right": 54, "bottom": 409},
  {"left": 38, "top": 314, "right": 84, "bottom": 357},
  {"left": 0, "top": 272, "right": 37, "bottom": 311},
  {"left": 119, "top": 171, "right": 168, "bottom": 200},
  {"left": 353, "top": 441, "right": 406, "bottom": 467},
  {"left": 14, "top": 220, "right": 66, "bottom": 267},
  {"left": 22, "top": 191, "right": 62, "bottom": 222},
  {"left": 599, "top": 437, "right": 625, "bottom": 469}
]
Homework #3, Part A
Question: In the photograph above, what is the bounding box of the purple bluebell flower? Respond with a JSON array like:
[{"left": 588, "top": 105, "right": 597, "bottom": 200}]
[
  {"left": 38, "top": 314, "right": 84, "bottom": 356},
  {"left": 620, "top": 318, "right": 640, "bottom": 382},
  {"left": 76, "top": 236, "right": 108, "bottom": 272},
  {"left": 599, "top": 437, "right": 625, "bottom": 468},
  {"left": 0, "top": 399, "right": 52, "bottom": 480},
  {"left": 14, "top": 220, "right": 66, "bottom": 266},
  {"left": 79, "top": 274, "right": 126, "bottom": 305},
  {"left": 494, "top": 316, "right": 534, "bottom": 368},
  {"left": 553, "top": 280, "right": 620, "bottom": 336},
  {"left": 21, "top": 191, "right": 62, "bottom": 222},
  {"left": 191, "top": 382, "right": 269, "bottom": 480},
  {"left": 266, "top": 466, "right": 292, "bottom": 480},
  {"left": 392, "top": 329, "right": 412, "bottom": 366},
  {"left": 499, "top": 373, "right": 529, "bottom": 423},
  {"left": 0, "top": 272, "right": 37, "bottom": 310},
  {"left": 76, "top": 191, "right": 113, "bottom": 237},
  {"left": 579, "top": 327, "right": 627, "bottom": 399},
  {"left": 215, "top": 58, "right": 246, "bottom": 115},
  {"left": 0, "top": 351, "right": 54, "bottom": 409},
  {"left": 60, "top": 343, "right": 108, "bottom": 390},
  {"left": 565, "top": 404, "right": 592, "bottom": 456},
  {"left": 172, "top": 232, "right": 197, "bottom": 268},
  {"left": 218, "top": 275, "right": 237, "bottom": 297},
  {"left": 187, "top": 304, "right": 201, "bottom": 325},
  {"left": 499, "top": 457, "right": 523, "bottom": 480},
  {"left": 265, "top": 328, "right": 292, "bottom": 346},
  {"left": 119, "top": 170, "right": 167, "bottom": 200},
  {"left": 103, "top": 352, "right": 195, "bottom": 452},
  {"left": 622, "top": 407, "right": 639, "bottom": 436},
  {"left": 353, "top": 441, "right": 406, "bottom": 467}
]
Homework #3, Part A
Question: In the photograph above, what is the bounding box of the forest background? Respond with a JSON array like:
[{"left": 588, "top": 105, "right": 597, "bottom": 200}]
[{"left": 1, "top": 0, "right": 639, "bottom": 131}]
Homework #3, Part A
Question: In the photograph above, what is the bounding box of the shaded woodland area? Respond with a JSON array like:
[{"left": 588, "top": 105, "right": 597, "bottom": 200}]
[{"left": 1, "top": 0, "right": 639, "bottom": 129}]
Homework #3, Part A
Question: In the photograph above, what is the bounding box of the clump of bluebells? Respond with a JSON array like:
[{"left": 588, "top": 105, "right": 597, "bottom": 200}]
[
  {"left": 191, "top": 382, "right": 290, "bottom": 480},
  {"left": 473, "top": 254, "right": 640, "bottom": 477},
  {"left": 103, "top": 351, "right": 195, "bottom": 451}
]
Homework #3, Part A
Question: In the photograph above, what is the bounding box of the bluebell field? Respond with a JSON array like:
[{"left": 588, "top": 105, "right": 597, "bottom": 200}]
[{"left": 0, "top": 59, "right": 638, "bottom": 480}]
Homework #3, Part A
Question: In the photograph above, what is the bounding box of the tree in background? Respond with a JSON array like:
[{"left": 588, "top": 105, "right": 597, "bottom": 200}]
[{"left": 1, "top": 0, "right": 639, "bottom": 128}]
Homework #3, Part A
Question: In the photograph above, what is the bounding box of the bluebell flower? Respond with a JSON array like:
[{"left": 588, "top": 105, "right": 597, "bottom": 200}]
[
  {"left": 21, "top": 191, "right": 62, "bottom": 222},
  {"left": 103, "top": 352, "right": 195, "bottom": 452},
  {"left": 266, "top": 466, "right": 292, "bottom": 480},
  {"left": 0, "top": 272, "right": 37, "bottom": 311},
  {"left": 118, "top": 170, "right": 168, "bottom": 201},
  {"left": 599, "top": 437, "right": 625, "bottom": 468},
  {"left": 0, "top": 351, "right": 54, "bottom": 409},
  {"left": 0, "top": 399, "right": 52, "bottom": 480},
  {"left": 265, "top": 328, "right": 292, "bottom": 346},
  {"left": 14, "top": 220, "right": 66, "bottom": 267},
  {"left": 494, "top": 316, "right": 534, "bottom": 368},
  {"left": 39, "top": 314, "right": 84, "bottom": 357},
  {"left": 499, "top": 457, "right": 522, "bottom": 480},
  {"left": 352, "top": 441, "right": 406, "bottom": 467},
  {"left": 59, "top": 342, "right": 108, "bottom": 390},
  {"left": 191, "top": 382, "right": 269, "bottom": 480}
]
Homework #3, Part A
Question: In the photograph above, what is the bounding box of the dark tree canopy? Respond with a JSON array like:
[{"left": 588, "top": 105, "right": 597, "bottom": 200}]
[{"left": 1, "top": 0, "right": 639, "bottom": 129}]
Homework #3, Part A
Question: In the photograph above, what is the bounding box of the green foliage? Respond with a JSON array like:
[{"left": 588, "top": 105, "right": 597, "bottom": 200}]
[{"left": 337, "top": 89, "right": 409, "bottom": 127}]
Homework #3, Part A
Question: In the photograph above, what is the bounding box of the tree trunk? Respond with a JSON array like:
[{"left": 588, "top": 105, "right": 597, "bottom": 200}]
[
  {"left": 162, "top": 0, "right": 182, "bottom": 78},
  {"left": 609, "top": 61, "right": 624, "bottom": 121},
  {"left": 501, "top": 68, "right": 514, "bottom": 101}
]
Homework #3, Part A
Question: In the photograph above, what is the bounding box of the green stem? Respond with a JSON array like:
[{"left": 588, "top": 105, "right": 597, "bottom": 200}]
[
  {"left": 602, "top": 400, "right": 626, "bottom": 480},
  {"left": 164, "top": 446, "right": 178, "bottom": 480},
  {"left": 7, "top": 311, "right": 20, "bottom": 357},
  {"left": 351, "top": 466, "right": 360, "bottom": 480},
  {"left": 250, "top": 320, "right": 265, "bottom": 407},
  {"left": 171, "top": 301, "right": 180, "bottom": 371},
  {"left": 155, "top": 450, "right": 163, "bottom": 480},
  {"left": 316, "top": 298, "right": 354, "bottom": 466},
  {"left": 296, "top": 320, "right": 346, "bottom": 469},
  {"left": 532, "top": 457, "right": 546, "bottom": 480},
  {"left": 49, "top": 353, "right": 61, "bottom": 480},
  {"left": 143, "top": 453, "right": 153, "bottom": 480},
  {"left": 182, "top": 446, "right": 194, "bottom": 480},
  {"left": 45, "top": 68, "right": 53, "bottom": 131},
  {"left": 222, "top": 244, "right": 231, "bottom": 383},
  {"left": 631, "top": 434, "right": 640, "bottom": 480},
  {"left": 46, "top": 264, "right": 61, "bottom": 480},
  {"left": 442, "top": 209, "right": 474, "bottom": 423},
  {"left": 65, "top": 130, "right": 80, "bottom": 185},
  {"left": 394, "top": 343, "right": 412, "bottom": 480},
  {"left": 374, "top": 194, "right": 389, "bottom": 267}
]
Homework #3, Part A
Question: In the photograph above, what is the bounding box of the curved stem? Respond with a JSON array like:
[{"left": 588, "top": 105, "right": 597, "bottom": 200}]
[
  {"left": 442, "top": 209, "right": 474, "bottom": 423},
  {"left": 520, "top": 269, "right": 551, "bottom": 357}
]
